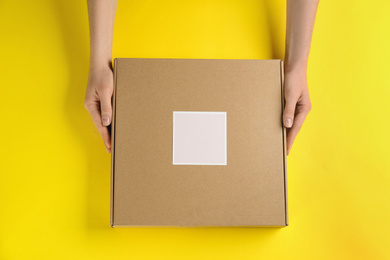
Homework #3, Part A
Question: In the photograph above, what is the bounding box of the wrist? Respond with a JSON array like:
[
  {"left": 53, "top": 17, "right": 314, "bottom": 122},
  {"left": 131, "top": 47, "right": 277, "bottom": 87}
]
[
  {"left": 89, "top": 55, "right": 113, "bottom": 73},
  {"left": 284, "top": 61, "right": 307, "bottom": 75}
]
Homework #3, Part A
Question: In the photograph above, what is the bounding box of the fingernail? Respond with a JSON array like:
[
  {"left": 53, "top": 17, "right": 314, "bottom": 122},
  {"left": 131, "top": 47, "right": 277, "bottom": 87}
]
[
  {"left": 103, "top": 116, "right": 110, "bottom": 126},
  {"left": 285, "top": 118, "right": 292, "bottom": 128}
]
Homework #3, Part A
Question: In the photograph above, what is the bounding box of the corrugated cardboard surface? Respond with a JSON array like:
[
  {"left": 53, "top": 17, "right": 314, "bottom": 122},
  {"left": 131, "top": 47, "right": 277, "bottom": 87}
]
[{"left": 111, "top": 58, "right": 288, "bottom": 227}]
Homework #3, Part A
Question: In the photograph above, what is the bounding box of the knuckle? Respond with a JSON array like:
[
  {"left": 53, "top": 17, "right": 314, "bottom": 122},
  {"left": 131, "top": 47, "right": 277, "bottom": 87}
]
[
  {"left": 284, "top": 108, "right": 295, "bottom": 116},
  {"left": 101, "top": 112, "right": 112, "bottom": 118},
  {"left": 285, "top": 91, "right": 300, "bottom": 101},
  {"left": 305, "top": 103, "right": 312, "bottom": 112},
  {"left": 285, "top": 100, "right": 298, "bottom": 111},
  {"left": 100, "top": 104, "right": 112, "bottom": 115},
  {"left": 285, "top": 108, "right": 295, "bottom": 113},
  {"left": 84, "top": 100, "right": 92, "bottom": 111},
  {"left": 100, "top": 101, "right": 112, "bottom": 113},
  {"left": 84, "top": 100, "right": 96, "bottom": 112},
  {"left": 97, "top": 84, "right": 113, "bottom": 94}
]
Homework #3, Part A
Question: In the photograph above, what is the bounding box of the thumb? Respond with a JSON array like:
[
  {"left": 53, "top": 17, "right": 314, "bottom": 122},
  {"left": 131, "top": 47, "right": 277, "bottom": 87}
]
[
  {"left": 100, "top": 90, "right": 113, "bottom": 127},
  {"left": 283, "top": 95, "right": 298, "bottom": 128}
]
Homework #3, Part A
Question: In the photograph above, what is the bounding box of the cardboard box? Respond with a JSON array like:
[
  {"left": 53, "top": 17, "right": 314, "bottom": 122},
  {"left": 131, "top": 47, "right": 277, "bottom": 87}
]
[{"left": 111, "top": 58, "right": 288, "bottom": 227}]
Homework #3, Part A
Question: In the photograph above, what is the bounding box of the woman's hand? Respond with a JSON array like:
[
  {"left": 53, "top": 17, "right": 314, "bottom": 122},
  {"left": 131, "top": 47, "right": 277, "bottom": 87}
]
[
  {"left": 283, "top": 67, "right": 312, "bottom": 155},
  {"left": 84, "top": 64, "right": 114, "bottom": 153},
  {"left": 283, "top": 0, "right": 318, "bottom": 155},
  {"left": 86, "top": 0, "right": 118, "bottom": 153}
]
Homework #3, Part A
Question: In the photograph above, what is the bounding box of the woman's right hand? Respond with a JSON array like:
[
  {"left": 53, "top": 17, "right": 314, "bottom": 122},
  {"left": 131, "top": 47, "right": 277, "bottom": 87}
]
[{"left": 84, "top": 63, "right": 114, "bottom": 153}]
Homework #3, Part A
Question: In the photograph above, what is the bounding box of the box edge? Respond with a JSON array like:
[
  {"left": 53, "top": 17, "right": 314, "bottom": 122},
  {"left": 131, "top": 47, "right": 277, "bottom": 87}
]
[
  {"left": 110, "top": 58, "right": 119, "bottom": 227},
  {"left": 280, "top": 60, "right": 289, "bottom": 227}
]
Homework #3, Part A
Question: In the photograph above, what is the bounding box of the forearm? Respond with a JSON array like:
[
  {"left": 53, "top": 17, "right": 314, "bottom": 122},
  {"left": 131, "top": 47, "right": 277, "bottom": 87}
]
[
  {"left": 87, "top": 0, "right": 118, "bottom": 71},
  {"left": 284, "top": 0, "right": 319, "bottom": 73}
]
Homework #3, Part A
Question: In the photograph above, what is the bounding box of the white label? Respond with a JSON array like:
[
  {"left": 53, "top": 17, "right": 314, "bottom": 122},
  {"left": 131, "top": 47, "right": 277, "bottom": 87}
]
[{"left": 173, "top": 111, "right": 227, "bottom": 165}]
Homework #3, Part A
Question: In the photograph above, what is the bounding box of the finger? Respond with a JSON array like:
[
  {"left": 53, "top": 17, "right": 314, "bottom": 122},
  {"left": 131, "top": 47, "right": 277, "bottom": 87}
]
[
  {"left": 286, "top": 106, "right": 310, "bottom": 155},
  {"left": 99, "top": 89, "right": 113, "bottom": 127},
  {"left": 283, "top": 94, "right": 299, "bottom": 128},
  {"left": 86, "top": 101, "right": 112, "bottom": 152}
]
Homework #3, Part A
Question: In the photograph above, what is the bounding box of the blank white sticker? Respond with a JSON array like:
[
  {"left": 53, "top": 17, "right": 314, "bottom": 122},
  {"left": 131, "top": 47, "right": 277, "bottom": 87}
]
[{"left": 173, "top": 111, "right": 227, "bottom": 165}]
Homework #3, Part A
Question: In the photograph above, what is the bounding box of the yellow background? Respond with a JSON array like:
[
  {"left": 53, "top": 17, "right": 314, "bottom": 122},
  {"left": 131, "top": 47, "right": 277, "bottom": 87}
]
[{"left": 1, "top": 0, "right": 389, "bottom": 259}]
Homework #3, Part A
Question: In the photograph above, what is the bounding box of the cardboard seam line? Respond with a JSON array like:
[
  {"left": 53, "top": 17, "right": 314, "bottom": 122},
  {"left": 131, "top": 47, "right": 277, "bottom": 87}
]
[
  {"left": 110, "top": 58, "right": 118, "bottom": 227},
  {"left": 280, "top": 60, "right": 288, "bottom": 227}
]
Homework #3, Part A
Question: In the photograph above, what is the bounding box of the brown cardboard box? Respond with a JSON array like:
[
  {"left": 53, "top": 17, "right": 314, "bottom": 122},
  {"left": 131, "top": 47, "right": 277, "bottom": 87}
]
[{"left": 110, "top": 58, "right": 288, "bottom": 227}]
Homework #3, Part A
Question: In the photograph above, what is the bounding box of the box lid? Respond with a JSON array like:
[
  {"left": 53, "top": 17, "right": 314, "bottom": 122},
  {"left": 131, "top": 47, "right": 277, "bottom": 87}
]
[{"left": 111, "top": 58, "right": 288, "bottom": 227}]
